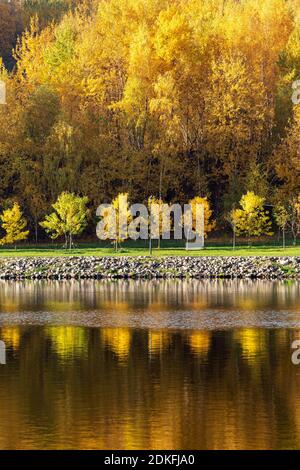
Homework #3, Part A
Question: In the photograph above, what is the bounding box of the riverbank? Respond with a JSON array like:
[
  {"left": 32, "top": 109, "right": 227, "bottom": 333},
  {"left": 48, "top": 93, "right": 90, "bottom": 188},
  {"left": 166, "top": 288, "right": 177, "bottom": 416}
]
[
  {"left": 0, "top": 244, "right": 299, "bottom": 258},
  {"left": 0, "top": 256, "right": 299, "bottom": 280}
]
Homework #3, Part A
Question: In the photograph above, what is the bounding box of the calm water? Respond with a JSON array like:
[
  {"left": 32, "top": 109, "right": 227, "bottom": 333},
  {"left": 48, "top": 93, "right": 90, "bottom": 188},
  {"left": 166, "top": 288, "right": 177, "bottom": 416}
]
[{"left": 0, "top": 279, "right": 300, "bottom": 450}]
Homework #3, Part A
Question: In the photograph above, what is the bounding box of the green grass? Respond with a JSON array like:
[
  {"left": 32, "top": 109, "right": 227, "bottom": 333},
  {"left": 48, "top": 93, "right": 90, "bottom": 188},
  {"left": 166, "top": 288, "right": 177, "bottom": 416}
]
[{"left": 0, "top": 241, "right": 299, "bottom": 258}]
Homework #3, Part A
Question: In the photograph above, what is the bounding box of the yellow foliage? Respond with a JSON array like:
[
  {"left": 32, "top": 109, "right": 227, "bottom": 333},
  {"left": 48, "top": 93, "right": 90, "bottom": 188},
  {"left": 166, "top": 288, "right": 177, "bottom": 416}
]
[
  {"left": 188, "top": 196, "right": 216, "bottom": 238},
  {"left": 148, "top": 330, "right": 170, "bottom": 354},
  {"left": 232, "top": 191, "right": 273, "bottom": 238},
  {"left": 0, "top": 203, "right": 29, "bottom": 246},
  {"left": 0, "top": 327, "right": 20, "bottom": 349},
  {"left": 0, "top": 0, "right": 298, "bottom": 222},
  {"left": 46, "top": 326, "right": 88, "bottom": 358},
  {"left": 101, "top": 193, "right": 133, "bottom": 248},
  {"left": 234, "top": 329, "right": 266, "bottom": 359},
  {"left": 188, "top": 331, "right": 211, "bottom": 355},
  {"left": 101, "top": 328, "right": 132, "bottom": 362}
]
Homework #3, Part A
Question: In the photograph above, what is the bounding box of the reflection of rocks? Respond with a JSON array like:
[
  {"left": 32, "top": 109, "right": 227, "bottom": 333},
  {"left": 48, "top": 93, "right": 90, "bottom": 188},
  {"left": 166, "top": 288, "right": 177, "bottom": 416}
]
[{"left": 0, "top": 256, "right": 299, "bottom": 280}]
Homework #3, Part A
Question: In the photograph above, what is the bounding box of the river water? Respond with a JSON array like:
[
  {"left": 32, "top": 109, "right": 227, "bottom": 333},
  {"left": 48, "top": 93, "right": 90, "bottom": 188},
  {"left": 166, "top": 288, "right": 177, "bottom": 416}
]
[{"left": 0, "top": 279, "right": 300, "bottom": 449}]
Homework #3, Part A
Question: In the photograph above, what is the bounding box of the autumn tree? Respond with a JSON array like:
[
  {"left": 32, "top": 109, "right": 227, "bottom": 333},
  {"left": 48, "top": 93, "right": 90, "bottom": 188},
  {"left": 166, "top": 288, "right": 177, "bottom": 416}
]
[
  {"left": 0, "top": 202, "right": 29, "bottom": 247},
  {"left": 148, "top": 196, "right": 164, "bottom": 251},
  {"left": 187, "top": 197, "right": 216, "bottom": 240},
  {"left": 274, "top": 203, "right": 290, "bottom": 248},
  {"left": 40, "top": 192, "right": 89, "bottom": 248},
  {"left": 0, "top": 0, "right": 298, "bottom": 236},
  {"left": 273, "top": 115, "right": 300, "bottom": 200},
  {"left": 289, "top": 196, "right": 300, "bottom": 245},
  {"left": 232, "top": 192, "right": 273, "bottom": 244},
  {"left": 98, "top": 193, "right": 132, "bottom": 252}
]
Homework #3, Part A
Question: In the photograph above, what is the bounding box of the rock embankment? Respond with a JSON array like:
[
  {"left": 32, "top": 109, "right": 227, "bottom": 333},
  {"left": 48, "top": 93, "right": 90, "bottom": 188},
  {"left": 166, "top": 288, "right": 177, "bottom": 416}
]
[{"left": 0, "top": 256, "right": 298, "bottom": 280}]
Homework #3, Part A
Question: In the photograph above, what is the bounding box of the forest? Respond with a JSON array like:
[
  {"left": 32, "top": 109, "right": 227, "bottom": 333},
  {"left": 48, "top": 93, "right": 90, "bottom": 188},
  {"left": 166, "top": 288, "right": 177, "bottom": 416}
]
[{"left": 0, "top": 0, "right": 299, "bottom": 241}]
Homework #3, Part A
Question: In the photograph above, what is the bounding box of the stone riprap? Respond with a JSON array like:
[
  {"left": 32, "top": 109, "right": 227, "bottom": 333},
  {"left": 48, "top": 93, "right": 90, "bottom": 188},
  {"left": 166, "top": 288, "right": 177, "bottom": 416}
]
[{"left": 0, "top": 256, "right": 298, "bottom": 280}]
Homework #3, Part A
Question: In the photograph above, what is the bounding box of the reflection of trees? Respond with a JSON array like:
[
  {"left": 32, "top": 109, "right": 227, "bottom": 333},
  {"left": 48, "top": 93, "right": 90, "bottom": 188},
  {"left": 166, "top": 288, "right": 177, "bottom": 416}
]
[
  {"left": 46, "top": 326, "right": 88, "bottom": 358},
  {"left": 187, "top": 331, "right": 211, "bottom": 356},
  {"left": 148, "top": 330, "right": 170, "bottom": 355},
  {"left": 0, "top": 279, "right": 299, "bottom": 316},
  {"left": 233, "top": 329, "right": 266, "bottom": 360},
  {"left": 0, "top": 327, "right": 20, "bottom": 349},
  {"left": 0, "top": 327, "right": 300, "bottom": 449},
  {"left": 101, "top": 328, "right": 131, "bottom": 362},
  {"left": 0, "top": 280, "right": 300, "bottom": 449}
]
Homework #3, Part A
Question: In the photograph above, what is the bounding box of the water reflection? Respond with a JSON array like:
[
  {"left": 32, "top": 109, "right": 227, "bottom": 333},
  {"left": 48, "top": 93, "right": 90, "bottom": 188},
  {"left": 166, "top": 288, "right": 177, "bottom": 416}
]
[
  {"left": 102, "top": 328, "right": 132, "bottom": 363},
  {"left": 0, "top": 280, "right": 299, "bottom": 449},
  {"left": 0, "top": 279, "right": 299, "bottom": 329},
  {"left": 0, "top": 279, "right": 298, "bottom": 312}
]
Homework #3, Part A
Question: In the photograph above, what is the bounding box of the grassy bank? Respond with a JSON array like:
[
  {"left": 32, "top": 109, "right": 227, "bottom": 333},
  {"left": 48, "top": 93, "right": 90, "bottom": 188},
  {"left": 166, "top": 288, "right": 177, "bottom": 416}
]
[{"left": 0, "top": 242, "right": 299, "bottom": 258}]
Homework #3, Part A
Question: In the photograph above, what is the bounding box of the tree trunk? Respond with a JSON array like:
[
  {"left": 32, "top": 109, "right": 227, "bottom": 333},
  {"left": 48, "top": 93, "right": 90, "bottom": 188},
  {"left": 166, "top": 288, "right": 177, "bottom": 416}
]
[
  {"left": 158, "top": 167, "right": 163, "bottom": 251},
  {"left": 293, "top": 230, "right": 297, "bottom": 246},
  {"left": 35, "top": 220, "right": 38, "bottom": 244},
  {"left": 283, "top": 228, "right": 285, "bottom": 249}
]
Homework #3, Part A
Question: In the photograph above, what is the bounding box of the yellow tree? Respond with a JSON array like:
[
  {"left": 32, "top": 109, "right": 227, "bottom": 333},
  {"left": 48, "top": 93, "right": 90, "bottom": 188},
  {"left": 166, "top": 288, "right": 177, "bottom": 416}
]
[
  {"left": 40, "top": 192, "right": 89, "bottom": 249},
  {"left": 232, "top": 191, "right": 273, "bottom": 244},
  {"left": 289, "top": 195, "right": 300, "bottom": 246},
  {"left": 0, "top": 203, "right": 29, "bottom": 247},
  {"left": 273, "top": 114, "right": 300, "bottom": 200},
  {"left": 110, "top": 193, "right": 132, "bottom": 252},
  {"left": 188, "top": 197, "right": 216, "bottom": 239},
  {"left": 148, "top": 196, "right": 165, "bottom": 250},
  {"left": 0, "top": 0, "right": 298, "bottom": 230}
]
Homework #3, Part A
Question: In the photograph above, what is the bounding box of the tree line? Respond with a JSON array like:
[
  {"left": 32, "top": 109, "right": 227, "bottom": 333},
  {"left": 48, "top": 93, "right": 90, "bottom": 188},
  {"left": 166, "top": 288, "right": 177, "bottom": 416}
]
[
  {"left": 0, "top": 0, "right": 299, "bottom": 243},
  {"left": 2, "top": 191, "right": 299, "bottom": 249}
]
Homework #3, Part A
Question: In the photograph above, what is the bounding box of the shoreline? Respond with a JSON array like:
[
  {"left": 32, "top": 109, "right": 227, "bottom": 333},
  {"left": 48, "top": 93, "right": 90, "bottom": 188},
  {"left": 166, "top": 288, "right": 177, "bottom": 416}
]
[{"left": 0, "top": 256, "right": 298, "bottom": 280}]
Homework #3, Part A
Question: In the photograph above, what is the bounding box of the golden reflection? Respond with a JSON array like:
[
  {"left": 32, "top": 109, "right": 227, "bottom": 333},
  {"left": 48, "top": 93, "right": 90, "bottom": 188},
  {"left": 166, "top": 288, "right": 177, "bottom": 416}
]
[
  {"left": 0, "top": 281, "right": 300, "bottom": 449},
  {"left": 101, "top": 301, "right": 130, "bottom": 312},
  {"left": 238, "top": 298, "right": 259, "bottom": 311},
  {"left": 0, "top": 279, "right": 299, "bottom": 318},
  {"left": 0, "top": 327, "right": 20, "bottom": 349},
  {"left": 101, "top": 328, "right": 131, "bottom": 362},
  {"left": 148, "top": 331, "right": 170, "bottom": 355},
  {"left": 46, "top": 326, "right": 87, "bottom": 357},
  {"left": 45, "top": 301, "right": 83, "bottom": 312},
  {"left": 234, "top": 329, "right": 266, "bottom": 358},
  {"left": 188, "top": 331, "right": 211, "bottom": 355}
]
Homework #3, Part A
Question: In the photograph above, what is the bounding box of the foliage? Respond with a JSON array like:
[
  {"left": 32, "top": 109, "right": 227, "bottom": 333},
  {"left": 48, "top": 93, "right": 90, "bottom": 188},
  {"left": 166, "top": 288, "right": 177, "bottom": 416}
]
[
  {"left": 232, "top": 192, "right": 273, "bottom": 241},
  {"left": 99, "top": 193, "right": 132, "bottom": 251},
  {"left": 188, "top": 197, "right": 216, "bottom": 238},
  {"left": 0, "top": 202, "right": 29, "bottom": 246},
  {"left": 148, "top": 196, "right": 165, "bottom": 248},
  {"left": 40, "top": 192, "right": 89, "bottom": 248},
  {"left": 0, "top": 0, "right": 298, "bottom": 240},
  {"left": 289, "top": 195, "right": 300, "bottom": 245}
]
